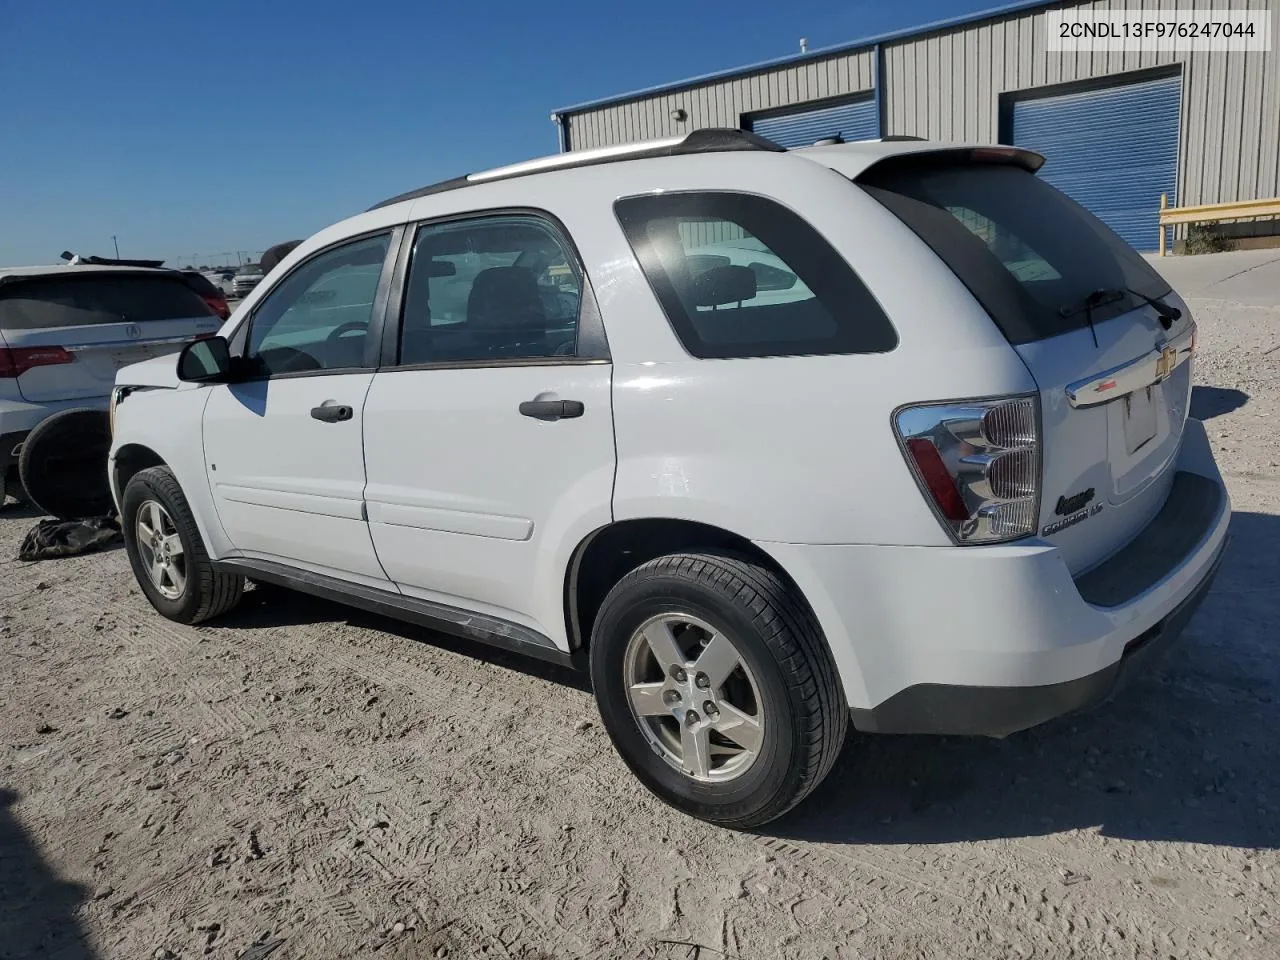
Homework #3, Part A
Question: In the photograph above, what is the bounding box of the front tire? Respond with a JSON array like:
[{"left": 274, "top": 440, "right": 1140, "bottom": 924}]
[
  {"left": 122, "top": 466, "right": 244, "bottom": 624},
  {"left": 590, "top": 552, "right": 847, "bottom": 828}
]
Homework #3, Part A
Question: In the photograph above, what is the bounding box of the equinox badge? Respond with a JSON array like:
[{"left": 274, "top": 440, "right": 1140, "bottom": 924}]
[{"left": 1043, "top": 486, "right": 1102, "bottom": 536}]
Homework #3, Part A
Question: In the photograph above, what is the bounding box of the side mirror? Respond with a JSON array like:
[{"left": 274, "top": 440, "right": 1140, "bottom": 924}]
[{"left": 177, "top": 335, "right": 232, "bottom": 382}]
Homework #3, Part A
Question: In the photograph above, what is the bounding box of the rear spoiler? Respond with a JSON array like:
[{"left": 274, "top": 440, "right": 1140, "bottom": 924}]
[
  {"left": 60, "top": 252, "right": 167, "bottom": 268},
  {"left": 855, "top": 146, "right": 1046, "bottom": 181}
]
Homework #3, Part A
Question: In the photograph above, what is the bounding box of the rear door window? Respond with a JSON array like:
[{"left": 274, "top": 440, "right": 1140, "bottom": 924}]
[
  {"left": 615, "top": 192, "right": 896, "bottom": 359},
  {"left": 859, "top": 160, "right": 1173, "bottom": 344},
  {"left": 0, "top": 274, "right": 212, "bottom": 329},
  {"left": 397, "top": 215, "right": 583, "bottom": 365}
]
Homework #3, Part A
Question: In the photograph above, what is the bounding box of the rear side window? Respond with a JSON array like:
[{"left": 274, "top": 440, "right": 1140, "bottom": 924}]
[
  {"left": 0, "top": 274, "right": 213, "bottom": 329},
  {"left": 859, "top": 161, "right": 1173, "bottom": 344},
  {"left": 615, "top": 192, "right": 896, "bottom": 359}
]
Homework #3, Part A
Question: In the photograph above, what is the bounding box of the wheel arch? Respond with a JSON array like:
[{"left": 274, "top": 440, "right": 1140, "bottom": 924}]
[
  {"left": 112, "top": 442, "right": 167, "bottom": 504},
  {"left": 565, "top": 517, "right": 811, "bottom": 650}
]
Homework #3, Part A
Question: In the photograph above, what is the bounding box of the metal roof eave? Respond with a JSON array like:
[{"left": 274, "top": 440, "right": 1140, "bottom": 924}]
[{"left": 551, "top": 0, "right": 1060, "bottom": 118}]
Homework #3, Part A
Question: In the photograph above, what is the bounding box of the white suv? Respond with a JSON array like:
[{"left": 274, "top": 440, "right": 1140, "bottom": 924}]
[{"left": 108, "top": 130, "right": 1230, "bottom": 827}]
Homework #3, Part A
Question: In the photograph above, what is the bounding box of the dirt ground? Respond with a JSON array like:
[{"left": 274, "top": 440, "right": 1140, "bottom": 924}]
[{"left": 2, "top": 250, "right": 1278, "bottom": 960}]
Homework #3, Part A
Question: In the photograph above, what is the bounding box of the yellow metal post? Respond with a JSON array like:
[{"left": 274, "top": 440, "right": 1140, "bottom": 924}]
[{"left": 1159, "top": 193, "right": 1168, "bottom": 256}]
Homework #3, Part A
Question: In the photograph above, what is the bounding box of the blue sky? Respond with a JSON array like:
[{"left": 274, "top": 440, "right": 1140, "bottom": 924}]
[{"left": 1, "top": 0, "right": 1000, "bottom": 268}]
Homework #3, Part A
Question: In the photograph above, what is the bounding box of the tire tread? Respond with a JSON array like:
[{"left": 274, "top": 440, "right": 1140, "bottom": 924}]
[{"left": 599, "top": 551, "right": 847, "bottom": 827}]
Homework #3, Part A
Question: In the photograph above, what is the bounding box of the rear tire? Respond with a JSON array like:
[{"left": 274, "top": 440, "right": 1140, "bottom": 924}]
[
  {"left": 590, "top": 552, "right": 847, "bottom": 828},
  {"left": 122, "top": 466, "right": 243, "bottom": 624}
]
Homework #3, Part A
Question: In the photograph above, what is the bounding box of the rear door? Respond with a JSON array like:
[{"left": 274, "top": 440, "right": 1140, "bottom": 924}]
[
  {"left": 361, "top": 212, "right": 615, "bottom": 641},
  {"left": 0, "top": 271, "right": 221, "bottom": 402},
  {"left": 861, "top": 157, "right": 1194, "bottom": 574}
]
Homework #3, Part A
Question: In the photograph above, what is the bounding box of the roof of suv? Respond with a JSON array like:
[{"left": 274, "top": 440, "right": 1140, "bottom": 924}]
[
  {"left": 366, "top": 128, "right": 1044, "bottom": 213},
  {"left": 368, "top": 129, "right": 1043, "bottom": 214}
]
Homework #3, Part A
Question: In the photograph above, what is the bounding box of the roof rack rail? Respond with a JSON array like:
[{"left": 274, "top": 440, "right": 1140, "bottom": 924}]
[{"left": 368, "top": 128, "right": 784, "bottom": 211}]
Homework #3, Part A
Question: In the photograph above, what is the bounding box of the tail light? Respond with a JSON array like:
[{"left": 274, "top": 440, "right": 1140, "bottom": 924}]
[
  {"left": 200, "top": 294, "right": 230, "bottom": 320},
  {"left": 0, "top": 346, "right": 74, "bottom": 378},
  {"left": 895, "top": 395, "right": 1040, "bottom": 544}
]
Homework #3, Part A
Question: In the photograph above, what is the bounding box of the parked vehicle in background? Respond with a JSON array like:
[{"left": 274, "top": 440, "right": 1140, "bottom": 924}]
[
  {"left": 201, "top": 270, "right": 236, "bottom": 298},
  {"left": 181, "top": 271, "right": 231, "bottom": 320},
  {"left": 1, "top": 265, "right": 221, "bottom": 505},
  {"left": 232, "top": 265, "right": 264, "bottom": 298},
  {"left": 108, "top": 130, "right": 1229, "bottom": 828}
]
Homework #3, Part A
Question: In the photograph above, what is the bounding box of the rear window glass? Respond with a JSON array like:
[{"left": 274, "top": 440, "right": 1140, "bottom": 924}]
[
  {"left": 614, "top": 192, "right": 897, "bottom": 359},
  {"left": 859, "top": 161, "right": 1173, "bottom": 344},
  {"left": 0, "top": 274, "right": 212, "bottom": 330}
]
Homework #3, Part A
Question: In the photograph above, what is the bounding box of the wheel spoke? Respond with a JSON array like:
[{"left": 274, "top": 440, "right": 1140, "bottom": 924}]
[
  {"left": 162, "top": 533, "right": 183, "bottom": 558},
  {"left": 150, "top": 557, "right": 166, "bottom": 586},
  {"left": 693, "top": 632, "right": 741, "bottom": 689},
  {"left": 628, "top": 681, "right": 669, "bottom": 717},
  {"left": 642, "top": 620, "right": 685, "bottom": 672},
  {"left": 680, "top": 721, "right": 712, "bottom": 778},
  {"left": 136, "top": 504, "right": 156, "bottom": 541},
  {"left": 165, "top": 561, "right": 186, "bottom": 595},
  {"left": 712, "top": 702, "right": 763, "bottom": 754}
]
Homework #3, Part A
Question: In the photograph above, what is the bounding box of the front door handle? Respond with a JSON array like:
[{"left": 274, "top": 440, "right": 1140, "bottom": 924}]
[
  {"left": 310, "top": 404, "right": 353, "bottom": 423},
  {"left": 518, "top": 399, "right": 584, "bottom": 422}
]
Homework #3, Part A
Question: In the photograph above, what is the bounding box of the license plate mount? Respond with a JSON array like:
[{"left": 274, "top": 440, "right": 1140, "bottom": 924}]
[{"left": 1123, "top": 385, "right": 1158, "bottom": 455}]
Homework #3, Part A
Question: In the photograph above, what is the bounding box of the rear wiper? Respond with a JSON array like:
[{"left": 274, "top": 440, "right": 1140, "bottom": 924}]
[{"left": 1059, "top": 287, "right": 1183, "bottom": 347}]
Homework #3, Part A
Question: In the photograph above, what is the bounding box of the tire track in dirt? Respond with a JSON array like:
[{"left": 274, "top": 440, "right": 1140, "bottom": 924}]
[
  {"left": 87, "top": 594, "right": 1028, "bottom": 954},
  {"left": 99, "top": 601, "right": 596, "bottom": 959}
]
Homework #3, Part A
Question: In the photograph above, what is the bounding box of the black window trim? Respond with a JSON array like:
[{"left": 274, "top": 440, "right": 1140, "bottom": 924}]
[
  {"left": 227, "top": 225, "right": 406, "bottom": 382},
  {"left": 613, "top": 188, "right": 899, "bottom": 361},
  {"left": 379, "top": 205, "right": 610, "bottom": 372}
]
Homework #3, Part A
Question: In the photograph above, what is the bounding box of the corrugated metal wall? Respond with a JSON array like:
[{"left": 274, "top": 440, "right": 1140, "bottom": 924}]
[
  {"left": 564, "top": 50, "right": 875, "bottom": 150},
  {"left": 748, "top": 97, "right": 879, "bottom": 147},
  {"left": 879, "top": 0, "right": 1279, "bottom": 207},
  {"left": 562, "top": 0, "right": 1279, "bottom": 209}
]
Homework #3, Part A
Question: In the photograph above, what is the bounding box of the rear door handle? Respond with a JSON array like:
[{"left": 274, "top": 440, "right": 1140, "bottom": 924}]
[
  {"left": 310, "top": 404, "right": 353, "bottom": 423},
  {"left": 518, "top": 399, "right": 585, "bottom": 422}
]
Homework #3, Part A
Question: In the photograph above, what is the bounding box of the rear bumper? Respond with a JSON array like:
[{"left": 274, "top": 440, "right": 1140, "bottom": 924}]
[
  {"left": 848, "top": 538, "right": 1225, "bottom": 735},
  {"left": 756, "top": 418, "right": 1231, "bottom": 736}
]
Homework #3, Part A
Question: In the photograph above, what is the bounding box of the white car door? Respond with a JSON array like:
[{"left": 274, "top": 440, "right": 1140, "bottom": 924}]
[
  {"left": 202, "top": 231, "right": 397, "bottom": 585},
  {"left": 361, "top": 214, "right": 615, "bottom": 647}
]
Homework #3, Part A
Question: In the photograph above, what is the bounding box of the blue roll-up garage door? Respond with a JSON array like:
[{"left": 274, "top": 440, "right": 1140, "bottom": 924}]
[
  {"left": 1010, "top": 73, "right": 1180, "bottom": 252},
  {"left": 749, "top": 97, "right": 878, "bottom": 149}
]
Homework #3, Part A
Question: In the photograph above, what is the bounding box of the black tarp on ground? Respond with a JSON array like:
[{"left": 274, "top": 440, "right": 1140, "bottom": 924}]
[{"left": 18, "top": 517, "right": 121, "bottom": 561}]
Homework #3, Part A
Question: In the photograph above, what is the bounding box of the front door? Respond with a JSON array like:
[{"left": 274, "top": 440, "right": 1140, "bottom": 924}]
[
  {"left": 202, "top": 231, "right": 395, "bottom": 585},
  {"left": 361, "top": 213, "right": 615, "bottom": 644}
]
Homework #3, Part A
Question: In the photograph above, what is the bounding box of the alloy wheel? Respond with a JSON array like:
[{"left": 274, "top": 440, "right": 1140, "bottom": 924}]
[
  {"left": 135, "top": 500, "right": 187, "bottom": 600},
  {"left": 622, "top": 613, "right": 765, "bottom": 783}
]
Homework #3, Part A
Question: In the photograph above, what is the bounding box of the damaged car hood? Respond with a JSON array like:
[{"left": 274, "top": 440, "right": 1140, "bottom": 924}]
[{"left": 115, "top": 352, "right": 185, "bottom": 390}]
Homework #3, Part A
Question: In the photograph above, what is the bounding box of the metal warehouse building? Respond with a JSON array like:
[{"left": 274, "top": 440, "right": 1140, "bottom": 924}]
[{"left": 552, "top": 0, "right": 1279, "bottom": 251}]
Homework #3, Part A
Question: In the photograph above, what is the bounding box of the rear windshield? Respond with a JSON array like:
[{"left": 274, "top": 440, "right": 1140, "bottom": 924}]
[
  {"left": 615, "top": 191, "right": 897, "bottom": 359},
  {"left": 0, "top": 274, "right": 212, "bottom": 330},
  {"left": 859, "top": 160, "right": 1173, "bottom": 344}
]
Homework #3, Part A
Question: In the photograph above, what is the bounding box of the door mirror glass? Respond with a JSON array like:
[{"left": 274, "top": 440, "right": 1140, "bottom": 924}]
[{"left": 177, "top": 335, "right": 231, "bottom": 382}]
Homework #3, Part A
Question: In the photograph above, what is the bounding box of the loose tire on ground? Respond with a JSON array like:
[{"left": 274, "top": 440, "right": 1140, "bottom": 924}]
[
  {"left": 121, "top": 466, "right": 244, "bottom": 624},
  {"left": 18, "top": 408, "right": 113, "bottom": 520},
  {"left": 589, "top": 552, "right": 848, "bottom": 828}
]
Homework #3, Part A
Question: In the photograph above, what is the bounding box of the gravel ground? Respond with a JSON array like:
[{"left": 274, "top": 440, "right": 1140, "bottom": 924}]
[{"left": 2, "top": 250, "right": 1278, "bottom": 960}]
